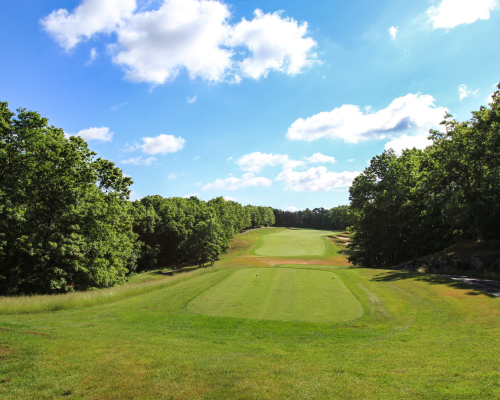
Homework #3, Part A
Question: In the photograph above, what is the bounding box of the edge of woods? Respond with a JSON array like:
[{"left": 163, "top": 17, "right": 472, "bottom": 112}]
[{"left": 0, "top": 228, "right": 349, "bottom": 315}]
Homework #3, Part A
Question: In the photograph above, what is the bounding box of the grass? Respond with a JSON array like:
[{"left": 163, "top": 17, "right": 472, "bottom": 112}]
[
  {"left": 187, "top": 267, "right": 363, "bottom": 322},
  {"left": 1, "top": 228, "right": 500, "bottom": 399},
  {"left": 252, "top": 228, "right": 338, "bottom": 257}
]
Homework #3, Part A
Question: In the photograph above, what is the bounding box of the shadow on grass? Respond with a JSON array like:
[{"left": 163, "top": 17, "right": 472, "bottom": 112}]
[{"left": 371, "top": 271, "right": 498, "bottom": 298}]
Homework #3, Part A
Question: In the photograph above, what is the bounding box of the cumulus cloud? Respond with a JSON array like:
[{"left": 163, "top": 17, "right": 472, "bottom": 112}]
[
  {"left": 167, "top": 172, "right": 177, "bottom": 180},
  {"left": 203, "top": 173, "right": 272, "bottom": 190},
  {"left": 427, "top": 0, "right": 497, "bottom": 30},
  {"left": 223, "top": 196, "right": 237, "bottom": 201},
  {"left": 41, "top": 0, "right": 136, "bottom": 50},
  {"left": 275, "top": 167, "right": 360, "bottom": 192},
  {"left": 236, "top": 152, "right": 289, "bottom": 173},
  {"left": 389, "top": 26, "right": 398, "bottom": 39},
  {"left": 305, "top": 153, "right": 336, "bottom": 164},
  {"left": 73, "top": 126, "right": 113, "bottom": 141},
  {"left": 187, "top": 95, "right": 198, "bottom": 104},
  {"left": 346, "top": 159, "right": 354, "bottom": 162},
  {"left": 42, "top": 0, "right": 317, "bottom": 85},
  {"left": 121, "top": 156, "right": 157, "bottom": 166},
  {"left": 286, "top": 93, "right": 447, "bottom": 144},
  {"left": 141, "top": 134, "right": 185, "bottom": 155},
  {"left": 384, "top": 133, "right": 432, "bottom": 153},
  {"left": 458, "top": 84, "right": 479, "bottom": 100},
  {"left": 285, "top": 206, "right": 300, "bottom": 212},
  {"left": 236, "top": 151, "right": 335, "bottom": 173},
  {"left": 227, "top": 9, "right": 317, "bottom": 79}
]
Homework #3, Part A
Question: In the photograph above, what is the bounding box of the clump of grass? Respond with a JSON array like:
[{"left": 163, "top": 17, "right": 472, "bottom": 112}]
[{"left": 0, "top": 265, "right": 231, "bottom": 315}]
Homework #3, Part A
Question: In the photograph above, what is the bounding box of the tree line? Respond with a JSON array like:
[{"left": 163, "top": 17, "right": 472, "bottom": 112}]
[
  {"left": 273, "top": 206, "right": 348, "bottom": 231},
  {"left": 348, "top": 84, "right": 500, "bottom": 268},
  {"left": 0, "top": 102, "right": 274, "bottom": 295}
]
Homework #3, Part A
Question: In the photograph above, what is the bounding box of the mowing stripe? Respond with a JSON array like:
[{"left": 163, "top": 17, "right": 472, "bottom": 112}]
[{"left": 186, "top": 267, "right": 363, "bottom": 322}]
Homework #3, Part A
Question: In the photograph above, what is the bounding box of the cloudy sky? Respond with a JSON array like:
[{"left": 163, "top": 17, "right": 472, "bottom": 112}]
[{"left": 1, "top": 0, "right": 499, "bottom": 210}]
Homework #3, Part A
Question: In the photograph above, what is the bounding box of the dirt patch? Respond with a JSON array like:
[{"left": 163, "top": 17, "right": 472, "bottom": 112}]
[
  {"left": 256, "top": 257, "right": 351, "bottom": 266},
  {"left": 21, "top": 331, "right": 48, "bottom": 336}
]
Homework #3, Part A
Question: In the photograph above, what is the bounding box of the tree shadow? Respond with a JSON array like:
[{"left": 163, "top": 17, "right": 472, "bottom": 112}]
[{"left": 371, "top": 271, "right": 498, "bottom": 298}]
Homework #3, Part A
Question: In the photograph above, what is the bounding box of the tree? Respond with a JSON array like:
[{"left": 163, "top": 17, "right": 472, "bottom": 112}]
[{"left": 0, "top": 102, "right": 137, "bottom": 294}]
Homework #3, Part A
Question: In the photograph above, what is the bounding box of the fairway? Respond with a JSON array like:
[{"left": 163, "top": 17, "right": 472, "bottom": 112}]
[
  {"left": 2, "top": 227, "right": 500, "bottom": 399},
  {"left": 187, "top": 267, "right": 363, "bottom": 322},
  {"left": 254, "top": 229, "right": 331, "bottom": 256}
]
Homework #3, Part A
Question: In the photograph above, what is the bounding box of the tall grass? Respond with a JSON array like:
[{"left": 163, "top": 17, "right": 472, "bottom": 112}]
[{"left": 0, "top": 265, "right": 230, "bottom": 315}]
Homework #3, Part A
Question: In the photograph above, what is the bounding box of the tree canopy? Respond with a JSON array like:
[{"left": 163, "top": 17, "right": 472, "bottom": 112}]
[
  {"left": 0, "top": 103, "right": 275, "bottom": 295},
  {"left": 348, "top": 84, "right": 500, "bottom": 268}
]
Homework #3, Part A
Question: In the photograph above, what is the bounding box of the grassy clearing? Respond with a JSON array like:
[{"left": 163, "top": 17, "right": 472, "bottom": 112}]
[
  {"left": 187, "top": 267, "right": 363, "bottom": 322},
  {"left": 1, "top": 228, "right": 500, "bottom": 399},
  {"left": 253, "top": 228, "right": 336, "bottom": 257},
  {"left": 0, "top": 265, "right": 231, "bottom": 315}
]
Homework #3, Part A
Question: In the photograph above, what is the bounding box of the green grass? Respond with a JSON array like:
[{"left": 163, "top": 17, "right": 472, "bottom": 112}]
[
  {"left": 187, "top": 267, "right": 363, "bottom": 322},
  {"left": 1, "top": 229, "right": 500, "bottom": 399},
  {"left": 253, "top": 228, "right": 336, "bottom": 257}
]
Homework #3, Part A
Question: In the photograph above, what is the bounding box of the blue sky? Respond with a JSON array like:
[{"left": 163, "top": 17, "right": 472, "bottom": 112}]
[{"left": 1, "top": 0, "right": 499, "bottom": 211}]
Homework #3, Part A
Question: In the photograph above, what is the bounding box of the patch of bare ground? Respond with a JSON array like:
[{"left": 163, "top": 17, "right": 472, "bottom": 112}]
[
  {"left": 256, "top": 257, "right": 351, "bottom": 266},
  {"left": 430, "top": 239, "right": 500, "bottom": 265}
]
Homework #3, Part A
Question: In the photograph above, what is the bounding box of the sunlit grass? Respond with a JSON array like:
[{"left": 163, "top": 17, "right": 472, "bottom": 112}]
[{"left": 1, "top": 228, "right": 500, "bottom": 399}]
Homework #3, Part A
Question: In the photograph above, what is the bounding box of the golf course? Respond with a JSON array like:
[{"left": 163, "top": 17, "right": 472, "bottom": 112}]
[{"left": 1, "top": 227, "right": 500, "bottom": 399}]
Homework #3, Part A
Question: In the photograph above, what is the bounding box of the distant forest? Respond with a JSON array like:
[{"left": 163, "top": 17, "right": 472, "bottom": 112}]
[
  {"left": 273, "top": 206, "right": 348, "bottom": 231},
  {"left": 348, "top": 84, "right": 500, "bottom": 268}
]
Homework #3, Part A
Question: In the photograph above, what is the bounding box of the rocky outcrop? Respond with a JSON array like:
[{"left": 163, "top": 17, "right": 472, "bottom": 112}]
[{"left": 396, "top": 256, "right": 500, "bottom": 274}]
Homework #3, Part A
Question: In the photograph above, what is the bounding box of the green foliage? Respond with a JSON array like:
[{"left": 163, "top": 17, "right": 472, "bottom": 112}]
[
  {"left": 348, "top": 84, "right": 500, "bottom": 268},
  {"left": 273, "top": 205, "right": 349, "bottom": 230},
  {"left": 0, "top": 102, "right": 137, "bottom": 294},
  {"left": 132, "top": 196, "right": 275, "bottom": 270}
]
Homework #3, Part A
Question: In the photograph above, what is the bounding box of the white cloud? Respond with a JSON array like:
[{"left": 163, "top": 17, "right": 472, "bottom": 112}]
[
  {"left": 285, "top": 206, "right": 299, "bottom": 212},
  {"left": 195, "top": 182, "right": 202, "bottom": 186},
  {"left": 141, "top": 134, "right": 185, "bottom": 155},
  {"left": 276, "top": 167, "right": 360, "bottom": 192},
  {"left": 458, "top": 84, "right": 479, "bottom": 101},
  {"left": 187, "top": 95, "right": 198, "bottom": 104},
  {"left": 283, "top": 159, "right": 306, "bottom": 169},
  {"left": 74, "top": 126, "right": 113, "bottom": 141},
  {"left": 286, "top": 93, "right": 447, "bottom": 144},
  {"left": 346, "top": 159, "right": 354, "bottom": 162},
  {"left": 167, "top": 172, "right": 177, "bottom": 180},
  {"left": 236, "top": 152, "right": 289, "bottom": 173},
  {"left": 389, "top": 26, "right": 398, "bottom": 40},
  {"left": 110, "top": 102, "right": 129, "bottom": 111},
  {"left": 384, "top": 133, "right": 432, "bottom": 153},
  {"left": 42, "top": 0, "right": 317, "bottom": 85},
  {"left": 427, "top": 0, "right": 497, "bottom": 30},
  {"left": 183, "top": 193, "right": 199, "bottom": 198},
  {"left": 223, "top": 196, "right": 237, "bottom": 201},
  {"left": 236, "top": 151, "right": 338, "bottom": 172},
  {"left": 41, "top": 0, "right": 136, "bottom": 51},
  {"left": 85, "top": 47, "right": 98, "bottom": 65},
  {"left": 122, "top": 156, "right": 157, "bottom": 166},
  {"left": 203, "top": 173, "right": 272, "bottom": 190},
  {"left": 305, "top": 153, "right": 336, "bottom": 164},
  {"left": 227, "top": 9, "right": 317, "bottom": 79},
  {"left": 192, "top": 156, "right": 201, "bottom": 161},
  {"left": 122, "top": 141, "right": 140, "bottom": 152}
]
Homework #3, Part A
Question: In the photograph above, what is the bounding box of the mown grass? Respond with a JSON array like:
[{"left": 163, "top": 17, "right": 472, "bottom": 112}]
[
  {"left": 1, "top": 228, "right": 500, "bottom": 399},
  {"left": 253, "top": 229, "right": 333, "bottom": 257},
  {"left": 187, "top": 267, "right": 363, "bottom": 322},
  {"left": 0, "top": 265, "right": 230, "bottom": 315}
]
